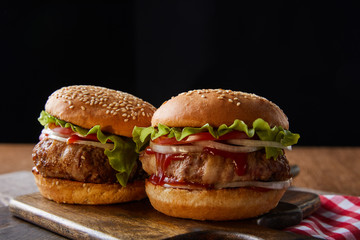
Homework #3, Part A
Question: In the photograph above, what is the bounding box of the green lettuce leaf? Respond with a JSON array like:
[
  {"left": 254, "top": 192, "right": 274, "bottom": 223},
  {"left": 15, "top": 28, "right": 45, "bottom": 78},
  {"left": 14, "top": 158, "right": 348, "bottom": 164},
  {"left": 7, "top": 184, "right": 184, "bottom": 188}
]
[
  {"left": 132, "top": 118, "right": 300, "bottom": 160},
  {"left": 38, "top": 111, "right": 137, "bottom": 187}
]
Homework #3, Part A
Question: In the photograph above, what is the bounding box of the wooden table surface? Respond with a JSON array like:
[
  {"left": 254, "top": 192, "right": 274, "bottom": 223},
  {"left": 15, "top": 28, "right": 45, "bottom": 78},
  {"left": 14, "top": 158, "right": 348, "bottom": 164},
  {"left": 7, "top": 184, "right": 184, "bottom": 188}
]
[{"left": 1, "top": 144, "right": 359, "bottom": 239}]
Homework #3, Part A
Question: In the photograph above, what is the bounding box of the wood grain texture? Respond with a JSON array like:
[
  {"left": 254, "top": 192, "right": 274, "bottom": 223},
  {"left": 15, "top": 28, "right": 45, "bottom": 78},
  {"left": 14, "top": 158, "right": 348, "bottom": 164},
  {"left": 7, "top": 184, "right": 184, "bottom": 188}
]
[
  {"left": 0, "top": 206, "right": 66, "bottom": 240},
  {"left": 286, "top": 147, "right": 360, "bottom": 196},
  {"left": 9, "top": 190, "right": 319, "bottom": 240},
  {"left": 0, "top": 144, "right": 34, "bottom": 174}
]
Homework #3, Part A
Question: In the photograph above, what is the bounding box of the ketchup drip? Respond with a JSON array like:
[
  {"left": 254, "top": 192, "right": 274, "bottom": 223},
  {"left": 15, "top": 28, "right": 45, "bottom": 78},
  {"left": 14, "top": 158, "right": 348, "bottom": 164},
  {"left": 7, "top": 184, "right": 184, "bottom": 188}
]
[
  {"left": 148, "top": 175, "right": 212, "bottom": 189},
  {"left": 145, "top": 145, "right": 248, "bottom": 188},
  {"left": 145, "top": 147, "right": 187, "bottom": 183},
  {"left": 202, "top": 147, "right": 248, "bottom": 176}
]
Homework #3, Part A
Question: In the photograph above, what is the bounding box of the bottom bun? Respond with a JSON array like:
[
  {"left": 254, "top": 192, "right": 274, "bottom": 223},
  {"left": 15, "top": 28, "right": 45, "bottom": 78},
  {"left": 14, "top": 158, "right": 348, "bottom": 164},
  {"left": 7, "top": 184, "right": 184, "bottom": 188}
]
[
  {"left": 145, "top": 180, "right": 286, "bottom": 220},
  {"left": 34, "top": 172, "right": 146, "bottom": 204}
]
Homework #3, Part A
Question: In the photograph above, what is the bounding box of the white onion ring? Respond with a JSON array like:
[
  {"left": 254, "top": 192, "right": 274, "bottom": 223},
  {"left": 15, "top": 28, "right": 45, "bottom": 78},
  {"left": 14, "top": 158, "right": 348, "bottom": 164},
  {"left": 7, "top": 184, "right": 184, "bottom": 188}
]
[
  {"left": 161, "top": 178, "right": 292, "bottom": 190},
  {"left": 43, "top": 129, "right": 114, "bottom": 149},
  {"left": 227, "top": 139, "right": 292, "bottom": 150},
  {"left": 41, "top": 128, "right": 69, "bottom": 138},
  {"left": 150, "top": 141, "right": 261, "bottom": 154},
  {"left": 193, "top": 141, "right": 261, "bottom": 153},
  {"left": 150, "top": 142, "right": 203, "bottom": 154},
  {"left": 214, "top": 178, "right": 292, "bottom": 190}
]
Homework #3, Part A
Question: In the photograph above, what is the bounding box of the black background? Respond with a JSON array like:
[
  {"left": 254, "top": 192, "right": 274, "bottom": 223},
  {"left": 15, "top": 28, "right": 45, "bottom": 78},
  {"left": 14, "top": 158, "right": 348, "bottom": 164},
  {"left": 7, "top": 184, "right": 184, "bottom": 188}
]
[{"left": 1, "top": 2, "right": 359, "bottom": 145}]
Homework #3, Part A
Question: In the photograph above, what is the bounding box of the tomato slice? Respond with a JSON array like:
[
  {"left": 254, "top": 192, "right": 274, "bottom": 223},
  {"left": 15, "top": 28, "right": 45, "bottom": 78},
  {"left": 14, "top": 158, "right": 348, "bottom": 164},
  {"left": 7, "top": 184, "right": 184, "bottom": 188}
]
[
  {"left": 218, "top": 131, "right": 249, "bottom": 140},
  {"left": 48, "top": 125, "right": 110, "bottom": 143},
  {"left": 152, "top": 131, "right": 249, "bottom": 145},
  {"left": 50, "top": 124, "right": 74, "bottom": 136}
]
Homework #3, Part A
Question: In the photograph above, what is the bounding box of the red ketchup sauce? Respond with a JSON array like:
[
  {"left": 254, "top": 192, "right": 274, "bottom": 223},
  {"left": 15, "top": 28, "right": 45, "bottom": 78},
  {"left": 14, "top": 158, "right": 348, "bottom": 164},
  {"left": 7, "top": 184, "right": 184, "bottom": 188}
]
[
  {"left": 145, "top": 145, "right": 248, "bottom": 188},
  {"left": 202, "top": 147, "right": 247, "bottom": 176},
  {"left": 146, "top": 147, "right": 187, "bottom": 182}
]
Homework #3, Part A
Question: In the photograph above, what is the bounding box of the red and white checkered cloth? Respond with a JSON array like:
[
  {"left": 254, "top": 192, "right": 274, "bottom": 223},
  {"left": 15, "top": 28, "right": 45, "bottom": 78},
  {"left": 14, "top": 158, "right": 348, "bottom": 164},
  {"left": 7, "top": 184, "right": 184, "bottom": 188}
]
[{"left": 285, "top": 195, "right": 360, "bottom": 239}]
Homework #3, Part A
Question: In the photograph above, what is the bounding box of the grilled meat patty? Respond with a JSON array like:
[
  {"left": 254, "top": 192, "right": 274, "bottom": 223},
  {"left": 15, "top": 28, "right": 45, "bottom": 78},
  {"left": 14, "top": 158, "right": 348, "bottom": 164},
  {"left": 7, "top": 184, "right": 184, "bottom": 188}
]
[
  {"left": 140, "top": 149, "right": 290, "bottom": 185},
  {"left": 32, "top": 137, "right": 144, "bottom": 184}
]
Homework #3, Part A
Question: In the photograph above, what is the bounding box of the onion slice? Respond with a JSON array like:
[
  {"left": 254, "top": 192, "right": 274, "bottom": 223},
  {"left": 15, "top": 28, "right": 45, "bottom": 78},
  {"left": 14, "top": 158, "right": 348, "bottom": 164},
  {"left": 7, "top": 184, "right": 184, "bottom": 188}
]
[
  {"left": 214, "top": 178, "right": 292, "bottom": 190},
  {"left": 150, "top": 141, "right": 261, "bottom": 154},
  {"left": 161, "top": 178, "right": 292, "bottom": 190},
  {"left": 41, "top": 128, "right": 69, "bottom": 138},
  {"left": 150, "top": 141, "right": 203, "bottom": 154},
  {"left": 193, "top": 141, "right": 261, "bottom": 153},
  {"left": 227, "top": 139, "right": 292, "bottom": 150},
  {"left": 43, "top": 129, "right": 114, "bottom": 149}
]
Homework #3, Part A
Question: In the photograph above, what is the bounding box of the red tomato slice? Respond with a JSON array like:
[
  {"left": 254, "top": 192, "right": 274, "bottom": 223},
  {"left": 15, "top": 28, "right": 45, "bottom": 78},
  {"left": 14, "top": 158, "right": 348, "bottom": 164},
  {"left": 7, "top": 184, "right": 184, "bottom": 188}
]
[
  {"left": 152, "top": 136, "right": 184, "bottom": 145},
  {"left": 185, "top": 132, "right": 217, "bottom": 142},
  {"left": 152, "top": 131, "right": 249, "bottom": 145},
  {"left": 218, "top": 131, "right": 249, "bottom": 140},
  {"left": 50, "top": 125, "right": 74, "bottom": 136},
  {"left": 49, "top": 125, "right": 107, "bottom": 143},
  {"left": 67, "top": 133, "right": 101, "bottom": 143}
]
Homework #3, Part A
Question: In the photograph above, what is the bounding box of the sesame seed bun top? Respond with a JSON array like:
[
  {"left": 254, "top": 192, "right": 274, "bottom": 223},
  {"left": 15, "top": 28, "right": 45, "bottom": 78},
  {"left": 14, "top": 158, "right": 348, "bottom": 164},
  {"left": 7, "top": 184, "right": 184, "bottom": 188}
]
[
  {"left": 45, "top": 85, "right": 156, "bottom": 137},
  {"left": 151, "top": 89, "right": 289, "bottom": 129}
]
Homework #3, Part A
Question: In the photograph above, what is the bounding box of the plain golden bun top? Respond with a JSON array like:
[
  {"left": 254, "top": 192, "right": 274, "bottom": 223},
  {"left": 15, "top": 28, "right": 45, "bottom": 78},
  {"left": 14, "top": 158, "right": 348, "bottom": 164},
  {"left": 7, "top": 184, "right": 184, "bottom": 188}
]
[
  {"left": 152, "top": 89, "right": 289, "bottom": 129},
  {"left": 45, "top": 85, "right": 156, "bottom": 137}
]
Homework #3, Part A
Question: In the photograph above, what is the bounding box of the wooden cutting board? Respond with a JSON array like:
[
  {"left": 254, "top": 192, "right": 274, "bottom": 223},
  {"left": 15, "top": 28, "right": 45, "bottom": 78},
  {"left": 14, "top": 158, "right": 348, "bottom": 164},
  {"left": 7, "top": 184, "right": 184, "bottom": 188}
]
[{"left": 9, "top": 189, "right": 320, "bottom": 240}]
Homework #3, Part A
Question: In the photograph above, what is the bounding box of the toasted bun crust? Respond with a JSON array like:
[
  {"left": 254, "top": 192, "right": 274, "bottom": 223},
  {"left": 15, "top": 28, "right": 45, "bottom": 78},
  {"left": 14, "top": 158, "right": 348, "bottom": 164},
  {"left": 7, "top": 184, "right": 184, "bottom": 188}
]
[
  {"left": 145, "top": 180, "right": 286, "bottom": 220},
  {"left": 152, "top": 89, "right": 289, "bottom": 129},
  {"left": 34, "top": 172, "right": 146, "bottom": 204},
  {"left": 45, "top": 85, "right": 156, "bottom": 137}
]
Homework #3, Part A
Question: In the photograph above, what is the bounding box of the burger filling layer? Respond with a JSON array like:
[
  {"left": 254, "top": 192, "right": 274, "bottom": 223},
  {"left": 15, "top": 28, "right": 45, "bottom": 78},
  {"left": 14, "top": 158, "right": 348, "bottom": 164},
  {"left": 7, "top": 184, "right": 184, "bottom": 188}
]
[
  {"left": 32, "top": 137, "right": 145, "bottom": 184},
  {"left": 140, "top": 147, "right": 291, "bottom": 190},
  {"left": 133, "top": 119, "right": 299, "bottom": 190}
]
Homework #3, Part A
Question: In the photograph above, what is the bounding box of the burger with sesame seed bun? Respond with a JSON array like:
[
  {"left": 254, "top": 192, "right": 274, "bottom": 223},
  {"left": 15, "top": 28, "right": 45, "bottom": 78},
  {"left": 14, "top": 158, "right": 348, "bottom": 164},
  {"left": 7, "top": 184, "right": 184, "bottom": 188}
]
[
  {"left": 133, "top": 89, "right": 300, "bottom": 220},
  {"left": 32, "top": 85, "right": 156, "bottom": 204}
]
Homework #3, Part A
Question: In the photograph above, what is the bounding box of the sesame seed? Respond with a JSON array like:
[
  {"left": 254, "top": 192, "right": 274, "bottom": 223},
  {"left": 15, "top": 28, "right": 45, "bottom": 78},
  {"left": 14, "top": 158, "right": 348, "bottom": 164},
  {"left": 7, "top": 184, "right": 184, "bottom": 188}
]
[
  {"left": 48, "top": 85, "right": 156, "bottom": 121},
  {"left": 201, "top": 95, "right": 206, "bottom": 98},
  {"left": 228, "top": 99, "right": 233, "bottom": 102},
  {"left": 237, "top": 102, "right": 241, "bottom": 106},
  {"left": 124, "top": 119, "right": 129, "bottom": 122}
]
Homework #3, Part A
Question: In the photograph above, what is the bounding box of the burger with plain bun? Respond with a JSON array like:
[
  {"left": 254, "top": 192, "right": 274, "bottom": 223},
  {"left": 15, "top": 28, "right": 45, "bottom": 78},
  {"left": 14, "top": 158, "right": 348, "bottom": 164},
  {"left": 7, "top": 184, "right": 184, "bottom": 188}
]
[
  {"left": 133, "top": 89, "right": 300, "bottom": 220},
  {"left": 32, "top": 85, "right": 156, "bottom": 204}
]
